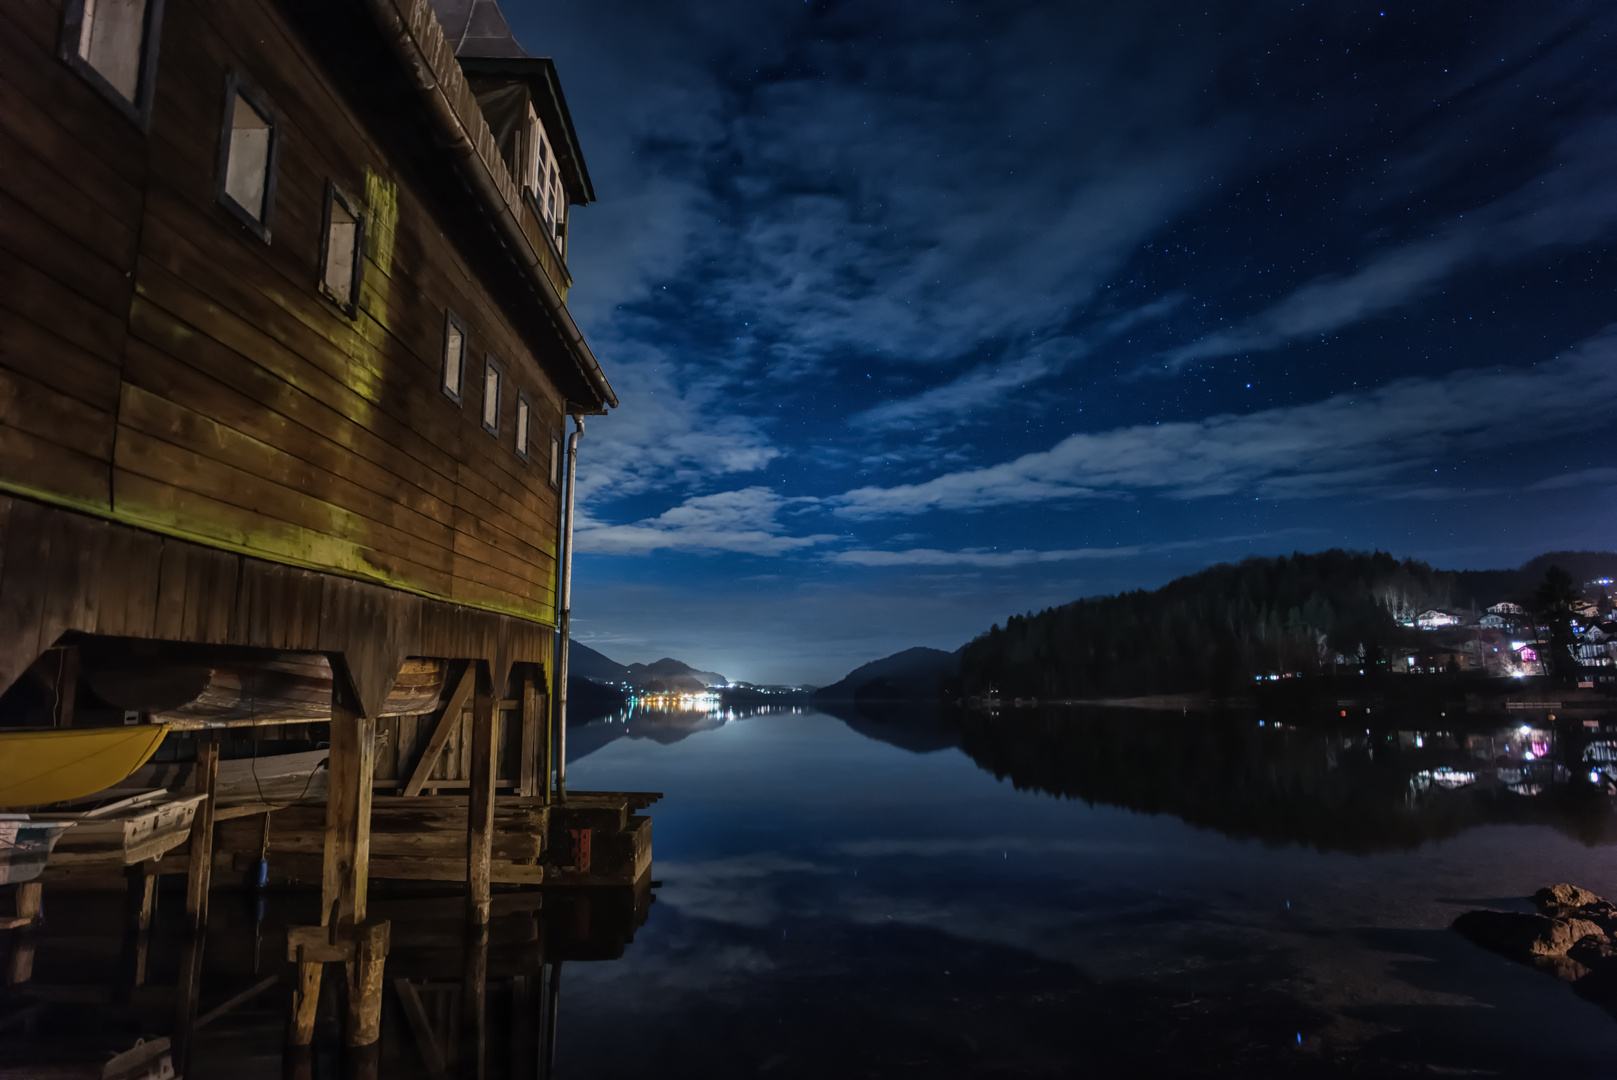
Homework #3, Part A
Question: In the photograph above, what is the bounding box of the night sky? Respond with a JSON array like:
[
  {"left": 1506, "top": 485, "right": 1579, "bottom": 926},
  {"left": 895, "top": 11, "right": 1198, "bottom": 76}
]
[{"left": 503, "top": 1, "right": 1617, "bottom": 685}]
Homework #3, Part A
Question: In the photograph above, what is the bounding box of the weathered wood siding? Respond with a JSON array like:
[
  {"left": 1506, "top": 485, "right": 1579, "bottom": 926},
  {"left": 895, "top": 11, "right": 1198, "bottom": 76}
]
[{"left": 0, "top": 0, "right": 571, "bottom": 626}]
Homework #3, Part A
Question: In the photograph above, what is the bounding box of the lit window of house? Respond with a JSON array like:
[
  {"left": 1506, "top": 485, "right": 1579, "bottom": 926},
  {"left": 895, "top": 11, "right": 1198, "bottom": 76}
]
[
  {"left": 61, "top": 0, "right": 163, "bottom": 124},
  {"left": 515, "top": 393, "right": 531, "bottom": 461},
  {"left": 215, "top": 74, "right": 278, "bottom": 241},
  {"left": 482, "top": 356, "right": 503, "bottom": 435},
  {"left": 319, "top": 183, "right": 364, "bottom": 315},
  {"left": 442, "top": 312, "right": 467, "bottom": 403}
]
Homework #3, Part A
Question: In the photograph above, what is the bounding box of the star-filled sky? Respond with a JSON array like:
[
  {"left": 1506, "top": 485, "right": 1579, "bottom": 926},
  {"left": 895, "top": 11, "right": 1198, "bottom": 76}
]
[{"left": 504, "top": 1, "right": 1617, "bottom": 686}]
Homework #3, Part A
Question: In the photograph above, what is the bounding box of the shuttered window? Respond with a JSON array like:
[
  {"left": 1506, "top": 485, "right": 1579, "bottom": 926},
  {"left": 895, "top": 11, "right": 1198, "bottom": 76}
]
[
  {"left": 61, "top": 0, "right": 164, "bottom": 126},
  {"left": 442, "top": 312, "right": 467, "bottom": 403},
  {"left": 319, "top": 183, "right": 364, "bottom": 316},
  {"left": 482, "top": 357, "right": 503, "bottom": 436},
  {"left": 515, "top": 393, "right": 532, "bottom": 462},
  {"left": 214, "top": 73, "right": 279, "bottom": 242}
]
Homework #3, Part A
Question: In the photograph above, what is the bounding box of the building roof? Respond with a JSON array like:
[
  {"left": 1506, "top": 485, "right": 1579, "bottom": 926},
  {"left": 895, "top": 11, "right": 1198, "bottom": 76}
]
[{"left": 429, "top": 0, "right": 529, "bottom": 58}]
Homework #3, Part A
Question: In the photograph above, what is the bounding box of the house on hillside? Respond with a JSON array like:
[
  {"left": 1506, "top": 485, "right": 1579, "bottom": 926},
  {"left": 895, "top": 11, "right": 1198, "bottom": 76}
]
[
  {"left": 1416, "top": 609, "right": 1462, "bottom": 630},
  {"left": 0, "top": 0, "right": 622, "bottom": 1051}
]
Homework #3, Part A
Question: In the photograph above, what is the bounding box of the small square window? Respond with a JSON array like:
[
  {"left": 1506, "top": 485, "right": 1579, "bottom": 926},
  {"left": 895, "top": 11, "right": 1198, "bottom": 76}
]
[
  {"left": 481, "top": 356, "right": 503, "bottom": 436},
  {"left": 442, "top": 312, "right": 467, "bottom": 404},
  {"left": 61, "top": 0, "right": 164, "bottom": 126},
  {"left": 515, "top": 393, "right": 532, "bottom": 462},
  {"left": 319, "top": 183, "right": 364, "bottom": 315},
  {"left": 549, "top": 431, "right": 562, "bottom": 489},
  {"left": 214, "top": 73, "right": 278, "bottom": 242}
]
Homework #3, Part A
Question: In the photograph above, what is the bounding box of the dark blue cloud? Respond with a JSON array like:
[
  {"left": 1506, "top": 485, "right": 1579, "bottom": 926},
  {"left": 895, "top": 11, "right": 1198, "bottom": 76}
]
[{"left": 505, "top": 0, "right": 1617, "bottom": 682}]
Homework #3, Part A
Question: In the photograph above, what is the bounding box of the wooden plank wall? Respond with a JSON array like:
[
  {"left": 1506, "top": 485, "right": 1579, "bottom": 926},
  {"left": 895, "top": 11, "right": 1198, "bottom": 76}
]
[
  {"left": 0, "top": 0, "right": 572, "bottom": 629},
  {"left": 0, "top": 495, "right": 554, "bottom": 716}
]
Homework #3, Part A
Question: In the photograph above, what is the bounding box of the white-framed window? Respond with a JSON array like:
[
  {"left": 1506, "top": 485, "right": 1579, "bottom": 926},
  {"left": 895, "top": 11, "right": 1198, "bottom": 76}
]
[
  {"left": 515, "top": 392, "right": 532, "bottom": 462},
  {"left": 319, "top": 182, "right": 364, "bottom": 315},
  {"left": 214, "top": 72, "right": 278, "bottom": 242},
  {"left": 549, "top": 431, "right": 562, "bottom": 489},
  {"left": 60, "top": 0, "right": 165, "bottom": 127},
  {"left": 481, "top": 356, "right": 503, "bottom": 435},
  {"left": 442, "top": 311, "right": 467, "bottom": 403}
]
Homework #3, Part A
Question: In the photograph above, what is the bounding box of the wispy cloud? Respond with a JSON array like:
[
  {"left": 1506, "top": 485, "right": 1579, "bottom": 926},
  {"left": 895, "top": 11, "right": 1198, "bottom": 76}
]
[
  {"left": 833, "top": 328, "right": 1617, "bottom": 519},
  {"left": 829, "top": 546, "right": 1142, "bottom": 569},
  {"left": 1161, "top": 119, "right": 1617, "bottom": 370},
  {"left": 575, "top": 487, "right": 836, "bottom": 556}
]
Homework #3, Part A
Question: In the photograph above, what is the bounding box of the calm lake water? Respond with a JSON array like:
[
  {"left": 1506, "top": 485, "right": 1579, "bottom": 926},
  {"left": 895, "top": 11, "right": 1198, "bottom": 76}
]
[
  {"left": 557, "top": 700, "right": 1617, "bottom": 1078},
  {"left": 9, "top": 701, "right": 1617, "bottom": 1078}
]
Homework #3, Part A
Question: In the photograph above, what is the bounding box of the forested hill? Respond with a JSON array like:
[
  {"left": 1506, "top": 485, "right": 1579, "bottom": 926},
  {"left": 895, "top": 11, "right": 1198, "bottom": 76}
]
[{"left": 954, "top": 549, "right": 1616, "bottom": 700}]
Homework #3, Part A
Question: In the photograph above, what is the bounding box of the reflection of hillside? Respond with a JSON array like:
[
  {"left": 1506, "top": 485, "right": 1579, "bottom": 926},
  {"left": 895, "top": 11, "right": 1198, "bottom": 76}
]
[
  {"left": 844, "top": 705, "right": 1617, "bottom": 852},
  {"left": 814, "top": 699, "right": 963, "bottom": 754}
]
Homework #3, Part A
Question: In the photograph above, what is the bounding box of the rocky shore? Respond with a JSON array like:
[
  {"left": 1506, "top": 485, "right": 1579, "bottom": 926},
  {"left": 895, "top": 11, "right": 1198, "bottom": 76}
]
[{"left": 1455, "top": 884, "right": 1617, "bottom": 1012}]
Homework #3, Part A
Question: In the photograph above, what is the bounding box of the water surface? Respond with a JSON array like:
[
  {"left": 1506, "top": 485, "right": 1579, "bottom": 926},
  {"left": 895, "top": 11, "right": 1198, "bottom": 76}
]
[{"left": 557, "top": 701, "right": 1617, "bottom": 1078}]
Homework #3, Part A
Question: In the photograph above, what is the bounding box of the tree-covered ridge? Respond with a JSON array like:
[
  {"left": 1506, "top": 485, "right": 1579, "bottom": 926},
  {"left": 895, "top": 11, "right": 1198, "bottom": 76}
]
[{"left": 954, "top": 549, "right": 1615, "bottom": 699}]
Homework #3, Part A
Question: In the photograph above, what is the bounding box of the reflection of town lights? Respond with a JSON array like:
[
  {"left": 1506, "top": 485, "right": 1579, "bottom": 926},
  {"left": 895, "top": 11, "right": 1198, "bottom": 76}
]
[
  {"left": 1592, "top": 770, "right": 1603, "bottom": 784},
  {"left": 1523, "top": 751, "right": 1536, "bottom": 761},
  {"left": 1518, "top": 725, "right": 1532, "bottom": 735}
]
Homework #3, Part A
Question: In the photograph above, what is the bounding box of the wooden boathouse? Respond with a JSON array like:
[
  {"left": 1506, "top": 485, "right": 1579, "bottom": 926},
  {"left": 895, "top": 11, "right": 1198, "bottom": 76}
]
[{"left": 0, "top": 0, "right": 651, "bottom": 1064}]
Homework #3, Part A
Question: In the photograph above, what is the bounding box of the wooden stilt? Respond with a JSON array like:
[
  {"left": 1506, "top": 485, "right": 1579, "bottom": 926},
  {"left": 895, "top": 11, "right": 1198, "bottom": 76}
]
[
  {"left": 291, "top": 947, "right": 323, "bottom": 1047},
  {"left": 466, "top": 662, "right": 496, "bottom": 927},
  {"left": 172, "top": 929, "right": 205, "bottom": 1077},
  {"left": 460, "top": 926, "right": 489, "bottom": 1080},
  {"left": 120, "top": 863, "right": 157, "bottom": 989},
  {"left": 519, "top": 667, "right": 540, "bottom": 798},
  {"left": 324, "top": 704, "right": 375, "bottom": 927},
  {"left": 347, "top": 922, "right": 388, "bottom": 1046},
  {"left": 184, "top": 734, "right": 220, "bottom": 928},
  {"left": 5, "top": 882, "right": 42, "bottom": 984}
]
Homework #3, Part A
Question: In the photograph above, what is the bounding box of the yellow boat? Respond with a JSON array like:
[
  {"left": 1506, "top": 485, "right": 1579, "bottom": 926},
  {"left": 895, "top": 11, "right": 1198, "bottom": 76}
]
[{"left": 0, "top": 726, "right": 171, "bottom": 808}]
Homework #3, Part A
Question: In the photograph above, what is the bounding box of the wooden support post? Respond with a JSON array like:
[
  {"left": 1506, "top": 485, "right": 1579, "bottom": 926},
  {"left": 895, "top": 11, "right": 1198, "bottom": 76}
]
[
  {"left": 538, "top": 666, "right": 553, "bottom": 808},
  {"left": 466, "top": 662, "right": 497, "bottom": 927},
  {"left": 346, "top": 922, "right": 388, "bottom": 1046},
  {"left": 404, "top": 662, "right": 476, "bottom": 797},
  {"left": 291, "top": 947, "right": 322, "bottom": 1047},
  {"left": 324, "top": 703, "right": 376, "bottom": 928},
  {"left": 185, "top": 735, "right": 220, "bottom": 928},
  {"left": 172, "top": 929, "right": 205, "bottom": 1077},
  {"left": 5, "top": 882, "right": 42, "bottom": 985},
  {"left": 519, "top": 667, "right": 540, "bottom": 798},
  {"left": 120, "top": 863, "right": 157, "bottom": 989},
  {"left": 460, "top": 926, "right": 489, "bottom": 1080}
]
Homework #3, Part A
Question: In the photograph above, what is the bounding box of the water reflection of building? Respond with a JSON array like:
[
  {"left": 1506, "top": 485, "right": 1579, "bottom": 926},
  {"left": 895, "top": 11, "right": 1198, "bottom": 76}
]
[{"left": 0, "top": 876, "right": 653, "bottom": 1078}]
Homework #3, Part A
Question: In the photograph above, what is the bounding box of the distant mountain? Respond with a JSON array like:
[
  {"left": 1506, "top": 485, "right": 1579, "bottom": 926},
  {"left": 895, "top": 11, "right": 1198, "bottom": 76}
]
[
  {"left": 625, "top": 658, "right": 728, "bottom": 693},
  {"left": 567, "top": 642, "right": 727, "bottom": 693},
  {"left": 813, "top": 646, "right": 961, "bottom": 701},
  {"left": 569, "top": 641, "right": 633, "bottom": 685}
]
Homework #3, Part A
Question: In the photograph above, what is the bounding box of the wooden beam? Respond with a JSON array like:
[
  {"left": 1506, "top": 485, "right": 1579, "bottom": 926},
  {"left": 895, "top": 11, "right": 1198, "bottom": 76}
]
[
  {"left": 184, "top": 734, "right": 220, "bottom": 927},
  {"left": 395, "top": 978, "right": 448, "bottom": 1080},
  {"left": 323, "top": 703, "right": 376, "bottom": 927},
  {"left": 467, "top": 661, "right": 497, "bottom": 926},
  {"left": 347, "top": 921, "right": 388, "bottom": 1047},
  {"left": 195, "top": 975, "right": 278, "bottom": 1029},
  {"left": 401, "top": 661, "right": 475, "bottom": 797},
  {"left": 519, "top": 666, "right": 540, "bottom": 798}
]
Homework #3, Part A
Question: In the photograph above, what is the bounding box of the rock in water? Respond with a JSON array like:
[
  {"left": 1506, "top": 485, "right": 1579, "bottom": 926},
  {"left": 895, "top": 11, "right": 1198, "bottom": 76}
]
[
  {"left": 1454, "top": 884, "right": 1617, "bottom": 1018},
  {"left": 1534, "top": 882, "right": 1617, "bottom": 921},
  {"left": 1452, "top": 910, "right": 1606, "bottom": 959}
]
